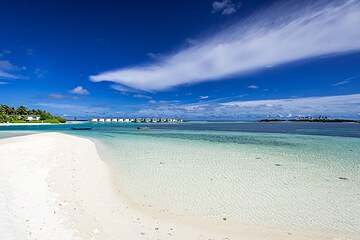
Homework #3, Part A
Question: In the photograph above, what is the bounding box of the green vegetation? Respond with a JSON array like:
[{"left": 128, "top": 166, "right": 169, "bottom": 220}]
[{"left": 0, "top": 104, "right": 66, "bottom": 124}]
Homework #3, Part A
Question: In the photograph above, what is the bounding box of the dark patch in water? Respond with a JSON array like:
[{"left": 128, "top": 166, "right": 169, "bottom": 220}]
[{"left": 106, "top": 131, "right": 297, "bottom": 147}]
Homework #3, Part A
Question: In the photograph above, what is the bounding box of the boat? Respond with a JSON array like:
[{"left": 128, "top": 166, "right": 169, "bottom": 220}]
[{"left": 70, "top": 127, "right": 92, "bottom": 130}]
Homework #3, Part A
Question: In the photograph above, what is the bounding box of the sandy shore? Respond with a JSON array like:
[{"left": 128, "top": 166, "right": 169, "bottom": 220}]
[
  {"left": 0, "top": 123, "right": 52, "bottom": 126},
  {"left": 0, "top": 132, "right": 329, "bottom": 240}
]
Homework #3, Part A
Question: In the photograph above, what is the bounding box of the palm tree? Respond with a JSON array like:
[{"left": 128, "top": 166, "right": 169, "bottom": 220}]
[{"left": 16, "top": 106, "right": 28, "bottom": 116}]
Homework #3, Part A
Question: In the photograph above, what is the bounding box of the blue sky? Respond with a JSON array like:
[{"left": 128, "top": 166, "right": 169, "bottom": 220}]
[{"left": 0, "top": 0, "right": 359, "bottom": 119}]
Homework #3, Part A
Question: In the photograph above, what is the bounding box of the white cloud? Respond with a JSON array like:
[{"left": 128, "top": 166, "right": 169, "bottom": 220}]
[
  {"left": 69, "top": 86, "right": 90, "bottom": 95},
  {"left": 147, "top": 52, "right": 163, "bottom": 60},
  {"left": 220, "top": 94, "right": 360, "bottom": 115},
  {"left": 0, "top": 60, "right": 20, "bottom": 71},
  {"left": 111, "top": 84, "right": 138, "bottom": 93},
  {"left": 90, "top": 0, "right": 360, "bottom": 92},
  {"left": 49, "top": 93, "right": 67, "bottom": 100},
  {"left": 0, "top": 60, "right": 25, "bottom": 79},
  {"left": 0, "top": 81, "right": 8, "bottom": 85},
  {"left": 134, "top": 94, "right": 152, "bottom": 99},
  {"left": 332, "top": 76, "right": 357, "bottom": 86},
  {"left": 332, "top": 80, "right": 351, "bottom": 86},
  {"left": 212, "top": 0, "right": 241, "bottom": 15},
  {"left": 36, "top": 103, "right": 108, "bottom": 116},
  {"left": 199, "top": 95, "right": 209, "bottom": 99},
  {"left": 135, "top": 94, "right": 360, "bottom": 118},
  {"left": 148, "top": 100, "right": 168, "bottom": 104},
  {"left": 248, "top": 85, "right": 259, "bottom": 89}
]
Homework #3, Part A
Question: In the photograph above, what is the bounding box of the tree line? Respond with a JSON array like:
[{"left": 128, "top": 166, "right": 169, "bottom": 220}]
[{"left": 0, "top": 104, "right": 66, "bottom": 123}]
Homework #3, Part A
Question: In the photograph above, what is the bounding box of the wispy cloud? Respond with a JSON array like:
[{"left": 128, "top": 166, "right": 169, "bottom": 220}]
[
  {"left": 36, "top": 103, "right": 109, "bottom": 116},
  {"left": 199, "top": 95, "right": 209, "bottom": 99},
  {"left": 33, "top": 94, "right": 78, "bottom": 101},
  {"left": 134, "top": 94, "right": 152, "bottom": 99},
  {"left": 69, "top": 86, "right": 90, "bottom": 95},
  {"left": 34, "top": 68, "right": 48, "bottom": 78},
  {"left": 0, "top": 81, "right": 8, "bottom": 85},
  {"left": 147, "top": 52, "right": 163, "bottom": 60},
  {"left": 0, "top": 60, "right": 25, "bottom": 79},
  {"left": 135, "top": 94, "right": 360, "bottom": 118},
  {"left": 185, "top": 38, "right": 198, "bottom": 46},
  {"left": 148, "top": 100, "right": 168, "bottom": 104},
  {"left": 212, "top": 0, "right": 241, "bottom": 15},
  {"left": 332, "top": 80, "right": 351, "bottom": 86},
  {"left": 111, "top": 84, "right": 139, "bottom": 93},
  {"left": 91, "top": 0, "right": 360, "bottom": 92},
  {"left": 0, "top": 50, "right": 11, "bottom": 58},
  {"left": 220, "top": 94, "right": 360, "bottom": 115},
  {"left": 248, "top": 85, "right": 259, "bottom": 89},
  {"left": 332, "top": 76, "right": 357, "bottom": 86},
  {"left": 49, "top": 93, "right": 67, "bottom": 100}
]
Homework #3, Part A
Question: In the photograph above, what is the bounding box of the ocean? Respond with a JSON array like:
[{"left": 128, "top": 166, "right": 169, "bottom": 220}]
[{"left": 1, "top": 121, "right": 359, "bottom": 237}]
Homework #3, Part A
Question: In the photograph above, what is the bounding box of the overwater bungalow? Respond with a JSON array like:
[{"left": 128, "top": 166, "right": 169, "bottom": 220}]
[{"left": 89, "top": 117, "right": 183, "bottom": 123}]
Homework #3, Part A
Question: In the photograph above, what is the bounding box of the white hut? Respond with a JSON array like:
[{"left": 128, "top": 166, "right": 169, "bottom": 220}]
[
  {"left": 99, "top": 118, "right": 105, "bottom": 122},
  {"left": 118, "top": 118, "right": 124, "bottom": 122},
  {"left": 105, "top": 118, "right": 111, "bottom": 122},
  {"left": 26, "top": 115, "right": 40, "bottom": 121},
  {"left": 91, "top": 118, "right": 98, "bottom": 122},
  {"left": 112, "top": 119, "right": 118, "bottom": 122},
  {"left": 124, "top": 119, "right": 130, "bottom": 122}
]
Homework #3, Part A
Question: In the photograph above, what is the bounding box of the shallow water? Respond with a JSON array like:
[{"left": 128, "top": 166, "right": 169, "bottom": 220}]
[
  {"left": 1, "top": 122, "right": 360, "bottom": 237},
  {"left": 96, "top": 130, "right": 360, "bottom": 237}
]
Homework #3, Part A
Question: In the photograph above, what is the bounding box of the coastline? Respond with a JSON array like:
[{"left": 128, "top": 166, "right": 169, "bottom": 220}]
[
  {"left": 0, "top": 132, "right": 349, "bottom": 239},
  {"left": 0, "top": 123, "right": 52, "bottom": 126}
]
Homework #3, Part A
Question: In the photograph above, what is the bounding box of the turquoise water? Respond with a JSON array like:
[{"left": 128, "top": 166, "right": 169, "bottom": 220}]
[
  {"left": 0, "top": 130, "right": 38, "bottom": 139},
  {"left": 1, "top": 122, "right": 360, "bottom": 237}
]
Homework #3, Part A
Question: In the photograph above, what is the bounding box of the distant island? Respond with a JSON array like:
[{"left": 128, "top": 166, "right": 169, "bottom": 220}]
[
  {"left": 259, "top": 116, "right": 359, "bottom": 123},
  {"left": 0, "top": 104, "right": 66, "bottom": 124}
]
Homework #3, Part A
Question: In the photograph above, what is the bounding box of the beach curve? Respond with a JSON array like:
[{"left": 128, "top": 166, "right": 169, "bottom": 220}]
[{"left": 0, "top": 132, "right": 335, "bottom": 240}]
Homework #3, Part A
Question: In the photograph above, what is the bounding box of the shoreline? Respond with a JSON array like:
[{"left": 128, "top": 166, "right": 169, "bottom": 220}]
[
  {"left": 0, "top": 123, "right": 53, "bottom": 126},
  {"left": 0, "top": 132, "right": 351, "bottom": 239}
]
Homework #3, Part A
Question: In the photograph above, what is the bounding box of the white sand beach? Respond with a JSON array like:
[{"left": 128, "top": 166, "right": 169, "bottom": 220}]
[{"left": 0, "top": 133, "right": 332, "bottom": 240}]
